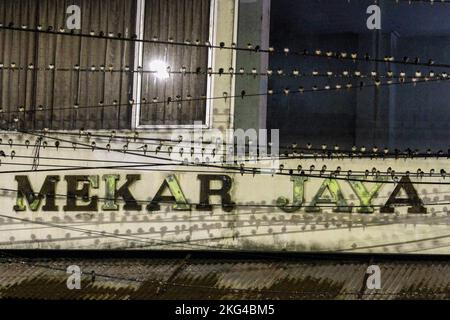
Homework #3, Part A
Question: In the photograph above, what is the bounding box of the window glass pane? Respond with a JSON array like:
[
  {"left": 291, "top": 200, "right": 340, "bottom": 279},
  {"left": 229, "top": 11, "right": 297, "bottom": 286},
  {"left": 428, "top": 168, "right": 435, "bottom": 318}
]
[
  {"left": 139, "top": 0, "right": 210, "bottom": 126},
  {"left": 0, "top": 0, "right": 135, "bottom": 131},
  {"left": 269, "top": 0, "right": 450, "bottom": 151}
]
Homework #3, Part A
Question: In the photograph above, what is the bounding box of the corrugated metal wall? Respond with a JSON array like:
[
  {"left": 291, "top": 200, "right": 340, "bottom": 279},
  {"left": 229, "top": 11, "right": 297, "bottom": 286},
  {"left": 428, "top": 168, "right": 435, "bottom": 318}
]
[{"left": 0, "top": 251, "right": 448, "bottom": 300}]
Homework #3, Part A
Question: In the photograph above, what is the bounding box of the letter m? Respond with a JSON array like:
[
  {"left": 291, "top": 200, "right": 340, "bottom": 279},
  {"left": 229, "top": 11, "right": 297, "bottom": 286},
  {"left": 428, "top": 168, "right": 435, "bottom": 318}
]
[{"left": 14, "top": 176, "right": 60, "bottom": 211}]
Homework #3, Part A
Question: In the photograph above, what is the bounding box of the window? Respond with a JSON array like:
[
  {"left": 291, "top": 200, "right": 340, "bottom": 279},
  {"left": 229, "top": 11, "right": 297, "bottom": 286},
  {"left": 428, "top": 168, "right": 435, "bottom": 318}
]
[
  {"left": 268, "top": 0, "right": 450, "bottom": 151},
  {"left": 134, "top": 0, "right": 212, "bottom": 128},
  {"left": 0, "top": 0, "right": 211, "bottom": 131}
]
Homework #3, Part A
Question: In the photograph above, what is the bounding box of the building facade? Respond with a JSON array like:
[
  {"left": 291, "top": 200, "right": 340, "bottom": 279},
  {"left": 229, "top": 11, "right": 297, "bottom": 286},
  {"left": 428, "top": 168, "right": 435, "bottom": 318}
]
[{"left": 0, "top": 0, "right": 448, "bottom": 255}]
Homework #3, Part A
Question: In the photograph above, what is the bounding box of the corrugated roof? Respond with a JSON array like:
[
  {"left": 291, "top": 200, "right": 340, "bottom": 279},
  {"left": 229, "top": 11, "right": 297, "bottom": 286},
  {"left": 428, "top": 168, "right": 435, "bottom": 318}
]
[{"left": 0, "top": 251, "right": 448, "bottom": 300}]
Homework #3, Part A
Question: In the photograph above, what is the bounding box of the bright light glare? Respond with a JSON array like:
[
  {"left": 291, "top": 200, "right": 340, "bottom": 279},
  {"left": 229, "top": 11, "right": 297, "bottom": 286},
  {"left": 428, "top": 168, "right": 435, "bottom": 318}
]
[{"left": 149, "top": 60, "right": 170, "bottom": 79}]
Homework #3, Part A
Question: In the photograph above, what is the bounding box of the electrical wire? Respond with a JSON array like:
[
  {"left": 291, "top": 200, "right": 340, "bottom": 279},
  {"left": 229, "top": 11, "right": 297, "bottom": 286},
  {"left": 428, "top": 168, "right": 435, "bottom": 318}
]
[
  {"left": 1, "top": 76, "right": 449, "bottom": 116},
  {"left": 1, "top": 130, "right": 449, "bottom": 185},
  {"left": 2, "top": 23, "right": 450, "bottom": 70},
  {"left": 2, "top": 152, "right": 450, "bottom": 178},
  {"left": 0, "top": 212, "right": 446, "bottom": 254},
  {"left": 2, "top": 179, "right": 450, "bottom": 209},
  {"left": 12, "top": 129, "right": 450, "bottom": 158},
  {"left": 0, "top": 64, "right": 442, "bottom": 81},
  {"left": 0, "top": 213, "right": 447, "bottom": 271}
]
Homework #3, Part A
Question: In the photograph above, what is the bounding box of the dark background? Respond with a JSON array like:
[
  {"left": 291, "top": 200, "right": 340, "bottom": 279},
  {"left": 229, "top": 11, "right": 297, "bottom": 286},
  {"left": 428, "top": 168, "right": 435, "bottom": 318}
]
[{"left": 268, "top": 0, "right": 450, "bottom": 151}]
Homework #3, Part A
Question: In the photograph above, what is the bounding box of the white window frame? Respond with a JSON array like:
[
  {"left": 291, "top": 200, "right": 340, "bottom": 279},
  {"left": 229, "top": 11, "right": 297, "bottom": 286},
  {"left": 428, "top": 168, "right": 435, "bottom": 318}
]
[{"left": 132, "top": 0, "right": 217, "bottom": 130}]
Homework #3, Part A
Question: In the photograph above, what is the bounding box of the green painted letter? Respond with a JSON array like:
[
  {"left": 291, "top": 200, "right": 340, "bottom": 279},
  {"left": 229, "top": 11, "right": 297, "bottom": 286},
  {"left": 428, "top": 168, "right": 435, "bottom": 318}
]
[
  {"left": 14, "top": 176, "right": 60, "bottom": 211},
  {"left": 307, "top": 179, "right": 351, "bottom": 213},
  {"left": 277, "top": 176, "right": 308, "bottom": 213},
  {"left": 348, "top": 178, "right": 386, "bottom": 213},
  {"left": 102, "top": 174, "right": 141, "bottom": 211},
  {"left": 147, "top": 175, "right": 190, "bottom": 211}
]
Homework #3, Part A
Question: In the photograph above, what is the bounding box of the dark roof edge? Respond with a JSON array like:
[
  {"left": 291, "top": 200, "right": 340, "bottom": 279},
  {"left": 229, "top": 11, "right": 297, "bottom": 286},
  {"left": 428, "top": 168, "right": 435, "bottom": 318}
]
[{"left": 1, "top": 249, "right": 449, "bottom": 262}]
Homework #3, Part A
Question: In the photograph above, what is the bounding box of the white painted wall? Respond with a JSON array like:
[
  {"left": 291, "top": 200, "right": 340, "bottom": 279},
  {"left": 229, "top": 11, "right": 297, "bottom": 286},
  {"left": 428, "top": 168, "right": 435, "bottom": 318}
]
[{"left": 0, "top": 135, "right": 448, "bottom": 255}]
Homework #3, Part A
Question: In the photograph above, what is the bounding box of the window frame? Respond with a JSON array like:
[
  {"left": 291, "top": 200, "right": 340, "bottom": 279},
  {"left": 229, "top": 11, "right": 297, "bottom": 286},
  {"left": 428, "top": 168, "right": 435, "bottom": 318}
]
[{"left": 132, "top": 0, "right": 217, "bottom": 130}]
